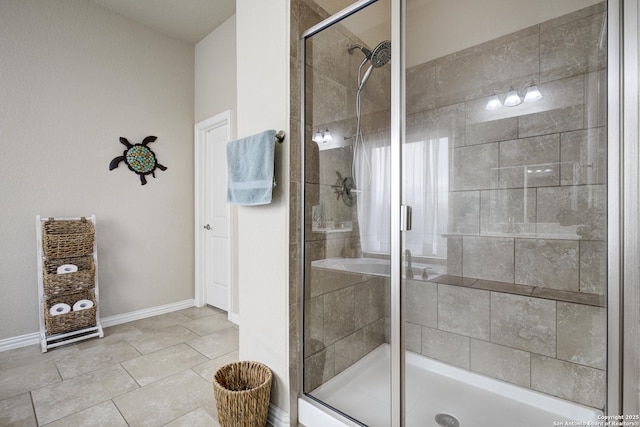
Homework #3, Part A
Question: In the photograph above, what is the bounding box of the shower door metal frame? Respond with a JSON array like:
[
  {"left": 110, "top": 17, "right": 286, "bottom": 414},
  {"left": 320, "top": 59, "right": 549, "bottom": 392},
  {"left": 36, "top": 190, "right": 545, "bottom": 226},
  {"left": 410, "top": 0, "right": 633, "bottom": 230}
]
[
  {"left": 609, "top": 0, "right": 623, "bottom": 416},
  {"left": 389, "top": 0, "right": 405, "bottom": 426},
  {"left": 608, "top": 0, "right": 640, "bottom": 417},
  {"left": 620, "top": 0, "right": 640, "bottom": 416},
  {"left": 299, "top": 0, "right": 408, "bottom": 424},
  {"left": 299, "top": 2, "right": 402, "bottom": 426}
]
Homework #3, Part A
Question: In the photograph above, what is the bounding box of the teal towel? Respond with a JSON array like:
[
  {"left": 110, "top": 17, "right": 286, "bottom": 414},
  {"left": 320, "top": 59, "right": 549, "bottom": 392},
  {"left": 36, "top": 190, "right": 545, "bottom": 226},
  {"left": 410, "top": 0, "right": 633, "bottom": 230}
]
[{"left": 226, "top": 129, "right": 276, "bottom": 206}]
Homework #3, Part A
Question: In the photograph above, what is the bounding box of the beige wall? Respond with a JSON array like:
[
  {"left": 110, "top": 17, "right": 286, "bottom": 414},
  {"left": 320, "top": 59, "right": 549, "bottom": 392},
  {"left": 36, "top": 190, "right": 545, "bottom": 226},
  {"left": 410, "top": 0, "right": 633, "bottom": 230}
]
[
  {"left": 236, "top": 0, "right": 291, "bottom": 415},
  {"left": 195, "top": 15, "right": 237, "bottom": 125},
  {"left": 195, "top": 15, "right": 239, "bottom": 317},
  {"left": 0, "top": 0, "right": 195, "bottom": 340}
]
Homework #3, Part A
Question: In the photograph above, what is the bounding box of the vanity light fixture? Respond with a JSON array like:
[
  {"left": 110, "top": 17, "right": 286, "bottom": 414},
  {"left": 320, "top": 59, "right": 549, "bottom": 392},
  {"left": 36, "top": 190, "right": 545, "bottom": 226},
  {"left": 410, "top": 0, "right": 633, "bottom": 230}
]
[
  {"left": 312, "top": 127, "right": 333, "bottom": 143},
  {"left": 485, "top": 81, "right": 543, "bottom": 111}
]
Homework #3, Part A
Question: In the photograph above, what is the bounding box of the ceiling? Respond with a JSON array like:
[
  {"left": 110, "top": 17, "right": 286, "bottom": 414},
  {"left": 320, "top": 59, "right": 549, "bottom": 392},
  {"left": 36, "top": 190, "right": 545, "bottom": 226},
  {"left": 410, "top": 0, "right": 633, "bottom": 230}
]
[{"left": 90, "top": 0, "right": 236, "bottom": 45}]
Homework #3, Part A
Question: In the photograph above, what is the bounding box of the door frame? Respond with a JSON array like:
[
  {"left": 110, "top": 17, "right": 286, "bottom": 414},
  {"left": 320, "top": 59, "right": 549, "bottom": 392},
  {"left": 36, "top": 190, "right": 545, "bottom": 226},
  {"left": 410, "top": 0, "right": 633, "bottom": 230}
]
[{"left": 194, "top": 110, "right": 237, "bottom": 323}]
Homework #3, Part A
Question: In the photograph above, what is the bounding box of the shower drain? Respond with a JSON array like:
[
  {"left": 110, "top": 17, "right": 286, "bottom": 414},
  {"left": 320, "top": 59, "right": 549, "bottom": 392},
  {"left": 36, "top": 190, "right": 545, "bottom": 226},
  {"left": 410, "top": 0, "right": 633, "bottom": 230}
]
[{"left": 435, "top": 413, "right": 460, "bottom": 427}]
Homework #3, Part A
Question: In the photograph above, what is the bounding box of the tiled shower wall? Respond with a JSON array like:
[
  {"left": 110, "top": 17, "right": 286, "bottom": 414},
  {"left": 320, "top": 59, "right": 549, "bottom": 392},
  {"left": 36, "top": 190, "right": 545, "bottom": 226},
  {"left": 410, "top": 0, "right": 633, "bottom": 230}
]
[
  {"left": 406, "top": 2, "right": 607, "bottom": 292},
  {"left": 304, "top": 268, "right": 386, "bottom": 392},
  {"left": 391, "top": 275, "right": 606, "bottom": 409}
]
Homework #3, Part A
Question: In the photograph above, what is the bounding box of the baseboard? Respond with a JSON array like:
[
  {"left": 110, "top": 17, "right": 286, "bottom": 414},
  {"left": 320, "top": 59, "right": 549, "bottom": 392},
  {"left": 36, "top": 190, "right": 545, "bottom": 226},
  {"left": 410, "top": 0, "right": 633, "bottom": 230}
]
[
  {"left": 227, "top": 311, "right": 240, "bottom": 325},
  {"left": 0, "top": 332, "right": 41, "bottom": 352},
  {"left": 100, "top": 299, "right": 195, "bottom": 328},
  {"left": 268, "top": 403, "right": 290, "bottom": 427},
  {"left": 0, "top": 299, "right": 195, "bottom": 353}
]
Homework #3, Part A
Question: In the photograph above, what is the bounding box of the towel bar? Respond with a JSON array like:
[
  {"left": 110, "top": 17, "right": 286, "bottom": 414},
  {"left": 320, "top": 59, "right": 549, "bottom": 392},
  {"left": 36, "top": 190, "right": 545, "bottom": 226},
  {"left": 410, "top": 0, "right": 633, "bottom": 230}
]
[{"left": 275, "top": 130, "right": 286, "bottom": 143}]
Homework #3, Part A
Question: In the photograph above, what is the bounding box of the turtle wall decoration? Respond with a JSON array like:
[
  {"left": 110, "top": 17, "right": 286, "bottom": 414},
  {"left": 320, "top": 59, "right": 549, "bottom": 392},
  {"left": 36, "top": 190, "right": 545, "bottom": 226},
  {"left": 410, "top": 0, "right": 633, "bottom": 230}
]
[{"left": 109, "top": 136, "right": 167, "bottom": 185}]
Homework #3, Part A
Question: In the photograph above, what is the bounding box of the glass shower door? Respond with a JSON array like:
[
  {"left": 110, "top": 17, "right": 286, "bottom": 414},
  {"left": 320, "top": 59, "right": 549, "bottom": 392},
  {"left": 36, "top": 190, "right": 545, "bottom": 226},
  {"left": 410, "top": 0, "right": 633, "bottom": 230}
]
[
  {"left": 301, "top": 1, "right": 393, "bottom": 426},
  {"left": 401, "top": 0, "right": 609, "bottom": 425}
]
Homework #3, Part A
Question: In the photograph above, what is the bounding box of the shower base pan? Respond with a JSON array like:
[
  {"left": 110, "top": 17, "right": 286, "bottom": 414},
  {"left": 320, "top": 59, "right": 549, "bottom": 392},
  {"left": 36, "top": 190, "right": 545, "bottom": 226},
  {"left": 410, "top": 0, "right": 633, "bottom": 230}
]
[{"left": 300, "top": 344, "right": 602, "bottom": 427}]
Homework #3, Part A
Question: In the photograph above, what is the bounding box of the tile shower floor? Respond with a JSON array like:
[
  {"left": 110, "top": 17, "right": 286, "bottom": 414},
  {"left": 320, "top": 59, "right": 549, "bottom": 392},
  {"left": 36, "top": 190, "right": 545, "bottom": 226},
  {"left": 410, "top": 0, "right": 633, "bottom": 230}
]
[{"left": 0, "top": 306, "right": 240, "bottom": 426}]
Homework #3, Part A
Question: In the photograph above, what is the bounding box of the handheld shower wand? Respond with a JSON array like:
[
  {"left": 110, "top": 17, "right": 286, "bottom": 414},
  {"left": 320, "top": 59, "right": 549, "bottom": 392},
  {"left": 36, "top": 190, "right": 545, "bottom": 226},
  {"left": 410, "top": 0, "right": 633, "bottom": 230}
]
[{"left": 347, "top": 40, "right": 391, "bottom": 188}]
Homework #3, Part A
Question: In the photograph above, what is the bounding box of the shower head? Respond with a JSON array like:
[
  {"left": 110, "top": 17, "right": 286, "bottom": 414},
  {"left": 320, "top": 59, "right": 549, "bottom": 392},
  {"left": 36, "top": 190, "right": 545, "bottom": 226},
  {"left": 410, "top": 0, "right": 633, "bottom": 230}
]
[
  {"left": 370, "top": 40, "right": 391, "bottom": 68},
  {"left": 350, "top": 40, "right": 391, "bottom": 90},
  {"left": 347, "top": 41, "right": 391, "bottom": 67}
]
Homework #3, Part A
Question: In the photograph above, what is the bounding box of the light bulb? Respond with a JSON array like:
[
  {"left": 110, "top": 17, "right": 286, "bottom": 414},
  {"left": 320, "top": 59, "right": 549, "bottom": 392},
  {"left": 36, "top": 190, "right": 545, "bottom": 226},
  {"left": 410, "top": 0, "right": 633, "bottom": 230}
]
[
  {"left": 504, "top": 89, "right": 522, "bottom": 107},
  {"left": 524, "top": 85, "right": 542, "bottom": 102},
  {"left": 323, "top": 128, "right": 332, "bottom": 142},
  {"left": 485, "top": 95, "right": 502, "bottom": 111},
  {"left": 313, "top": 129, "right": 323, "bottom": 143}
]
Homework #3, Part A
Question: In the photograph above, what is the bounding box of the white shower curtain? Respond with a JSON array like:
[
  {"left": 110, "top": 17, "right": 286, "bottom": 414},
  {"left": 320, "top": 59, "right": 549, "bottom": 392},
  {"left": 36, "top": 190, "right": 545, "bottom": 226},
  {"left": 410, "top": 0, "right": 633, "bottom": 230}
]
[
  {"left": 356, "top": 135, "right": 449, "bottom": 258},
  {"left": 355, "top": 133, "right": 392, "bottom": 254}
]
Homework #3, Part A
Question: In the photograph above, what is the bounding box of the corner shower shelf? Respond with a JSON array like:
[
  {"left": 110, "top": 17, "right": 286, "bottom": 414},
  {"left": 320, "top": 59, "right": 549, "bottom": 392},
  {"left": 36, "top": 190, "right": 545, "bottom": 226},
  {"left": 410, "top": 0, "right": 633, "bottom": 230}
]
[{"left": 36, "top": 215, "right": 104, "bottom": 352}]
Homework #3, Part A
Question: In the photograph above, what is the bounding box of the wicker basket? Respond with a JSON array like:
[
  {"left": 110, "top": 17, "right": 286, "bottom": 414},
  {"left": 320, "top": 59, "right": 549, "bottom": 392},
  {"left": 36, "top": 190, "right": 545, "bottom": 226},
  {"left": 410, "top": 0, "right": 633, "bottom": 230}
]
[
  {"left": 43, "top": 255, "right": 95, "bottom": 295},
  {"left": 213, "top": 361, "right": 273, "bottom": 427},
  {"left": 44, "top": 291, "right": 97, "bottom": 335},
  {"left": 43, "top": 218, "right": 94, "bottom": 258}
]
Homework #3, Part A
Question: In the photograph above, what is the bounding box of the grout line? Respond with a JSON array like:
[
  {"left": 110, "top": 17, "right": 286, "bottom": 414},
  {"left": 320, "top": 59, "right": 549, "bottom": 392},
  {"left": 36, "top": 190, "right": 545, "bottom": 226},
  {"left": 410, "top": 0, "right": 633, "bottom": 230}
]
[
  {"left": 489, "top": 291, "right": 493, "bottom": 344},
  {"left": 29, "top": 391, "right": 40, "bottom": 427},
  {"left": 111, "top": 397, "right": 132, "bottom": 427},
  {"left": 51, "top": 354, "right": 64, "bottom": 383},
  {"left": 119, "top": 362, "right": 144, "bottom": 388},
  {"left": 577, "top": 239, "right": 582, "bottom": 292},
  {"left": 555, "top": 300, "right": 558, "bottom": 359},
  {"left": 529, "top": 347, "right": 533, "bottom": 389}
]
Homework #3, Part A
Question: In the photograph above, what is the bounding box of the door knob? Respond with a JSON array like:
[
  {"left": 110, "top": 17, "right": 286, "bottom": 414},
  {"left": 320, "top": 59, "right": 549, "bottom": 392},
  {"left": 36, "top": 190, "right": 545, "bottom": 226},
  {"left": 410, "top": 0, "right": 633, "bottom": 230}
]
[{"left": 204, "top": 224, "right": 211, "bottom": 230}]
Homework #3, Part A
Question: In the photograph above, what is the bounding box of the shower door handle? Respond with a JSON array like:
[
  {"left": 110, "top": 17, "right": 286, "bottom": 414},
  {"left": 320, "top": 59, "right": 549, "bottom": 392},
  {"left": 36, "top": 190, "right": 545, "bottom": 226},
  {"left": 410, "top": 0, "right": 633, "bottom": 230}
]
[{"left": 400, "top": 205, "right": 412, "bottom": 231}]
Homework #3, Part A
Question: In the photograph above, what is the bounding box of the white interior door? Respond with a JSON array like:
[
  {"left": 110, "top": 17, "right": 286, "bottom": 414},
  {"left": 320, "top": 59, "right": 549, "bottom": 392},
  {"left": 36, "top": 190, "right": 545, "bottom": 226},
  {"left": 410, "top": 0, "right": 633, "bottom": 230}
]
[
  {"left": 203, "top": 124, "right": 230, "bottom": 311},
  {"left": 195, "top": 112, "right": 232, "bottom": 313}
]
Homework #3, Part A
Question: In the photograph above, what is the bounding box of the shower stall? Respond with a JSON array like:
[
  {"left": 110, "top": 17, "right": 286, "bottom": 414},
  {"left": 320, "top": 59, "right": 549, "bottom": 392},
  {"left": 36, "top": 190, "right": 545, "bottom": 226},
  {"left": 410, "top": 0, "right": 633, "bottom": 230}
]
[{"left": 298, "top": 0, "right": 622, "bottom": 426}]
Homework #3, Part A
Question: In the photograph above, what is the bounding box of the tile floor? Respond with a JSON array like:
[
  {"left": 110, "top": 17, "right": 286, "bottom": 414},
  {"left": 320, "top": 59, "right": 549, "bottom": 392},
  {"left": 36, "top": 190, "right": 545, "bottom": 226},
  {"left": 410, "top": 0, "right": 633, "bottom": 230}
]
[{"left": 0, "top": 306, "right": 240, "bottom": 426}]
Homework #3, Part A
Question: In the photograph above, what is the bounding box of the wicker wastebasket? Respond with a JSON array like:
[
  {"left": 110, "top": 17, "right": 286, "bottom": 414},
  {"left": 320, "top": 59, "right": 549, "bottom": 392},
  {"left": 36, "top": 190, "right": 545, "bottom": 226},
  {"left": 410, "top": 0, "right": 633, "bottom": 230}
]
[{"left": 213, "top": 361, "right": 273, "bottom": 427}]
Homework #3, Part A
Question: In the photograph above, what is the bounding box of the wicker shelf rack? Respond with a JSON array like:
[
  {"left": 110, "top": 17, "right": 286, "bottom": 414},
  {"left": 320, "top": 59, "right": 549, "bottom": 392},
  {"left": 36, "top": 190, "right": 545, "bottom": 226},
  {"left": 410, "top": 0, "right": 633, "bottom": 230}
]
[{"left": 36, "top": 215, "right": 104, "bottom": 352}]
